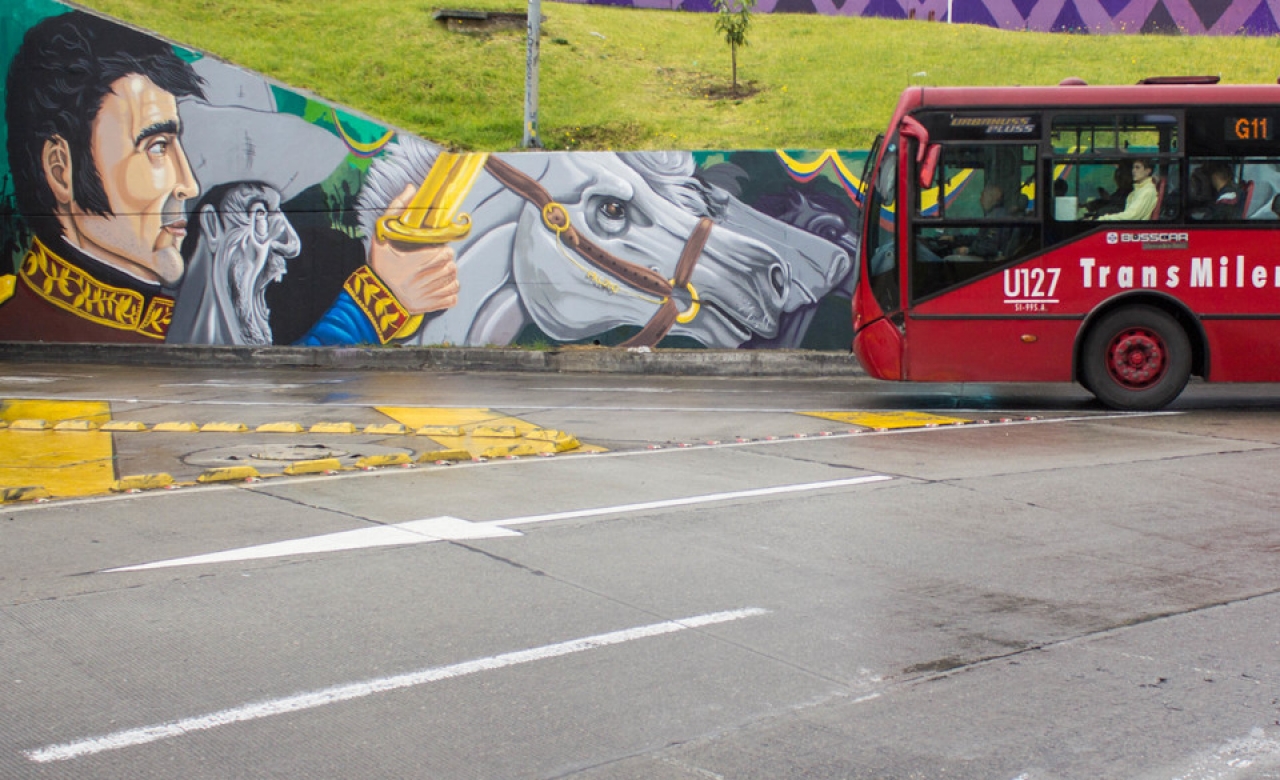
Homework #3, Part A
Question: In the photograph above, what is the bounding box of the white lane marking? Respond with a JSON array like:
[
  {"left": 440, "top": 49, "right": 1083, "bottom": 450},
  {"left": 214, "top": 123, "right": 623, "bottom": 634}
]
[
  {"left": 486, "top": 475, "right": 892, "bottom": 529},
  {"left": 103, "top": 476, "right": 891, "bottom": 572},
  {"left": 103, "top": 517, "right": 521, "bottom": 572},
  {"left": 25, "top": 607, "right": 768, "bottom": 763},
  {"left": 0, "top": 376, "right": 65, "bottom": 383}
]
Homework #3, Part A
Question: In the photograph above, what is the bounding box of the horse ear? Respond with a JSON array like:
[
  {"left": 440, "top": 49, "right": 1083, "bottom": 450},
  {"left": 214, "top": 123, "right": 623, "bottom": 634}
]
[{"left": 199, "top": 203, "right": 221, "bottom": 242}]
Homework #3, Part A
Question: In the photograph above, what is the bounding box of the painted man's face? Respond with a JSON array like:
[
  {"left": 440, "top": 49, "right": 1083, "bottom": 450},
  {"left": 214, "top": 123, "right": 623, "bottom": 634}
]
[{"left": 60, "top": 74, "right": 199, "bottom": 286}]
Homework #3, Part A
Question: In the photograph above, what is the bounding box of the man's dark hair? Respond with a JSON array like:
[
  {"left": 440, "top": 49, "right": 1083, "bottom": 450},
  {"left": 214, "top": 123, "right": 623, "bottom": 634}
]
[
  {"left": 5, "top": 11, "right": 204, "bottom": 237},
  {"left": 1201, "top": 161, "right": 1233, "bottom": 184}
]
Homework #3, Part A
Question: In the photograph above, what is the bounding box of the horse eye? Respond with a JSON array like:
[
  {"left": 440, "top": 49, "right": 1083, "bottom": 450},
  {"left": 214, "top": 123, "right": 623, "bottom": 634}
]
[
  {"left": 599, "top": 199, "right": 626, "bottom": 221},
  {"left": 589, "top": 197, "right": 630, "bottom": 237}
]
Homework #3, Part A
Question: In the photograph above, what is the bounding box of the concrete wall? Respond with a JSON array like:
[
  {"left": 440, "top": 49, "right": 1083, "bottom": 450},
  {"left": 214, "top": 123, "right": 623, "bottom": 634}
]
[
  {"left": 561, "top": 0, "right": 1280, "bottom": 35},
  {"left": 0, "top": 4, "right": 863, "bottom": 352}
]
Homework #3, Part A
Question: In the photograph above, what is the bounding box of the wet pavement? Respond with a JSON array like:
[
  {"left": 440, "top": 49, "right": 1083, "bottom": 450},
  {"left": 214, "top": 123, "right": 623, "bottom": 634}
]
[{"left": 3, "top": 359, "right": 1280, "bottom": 779}]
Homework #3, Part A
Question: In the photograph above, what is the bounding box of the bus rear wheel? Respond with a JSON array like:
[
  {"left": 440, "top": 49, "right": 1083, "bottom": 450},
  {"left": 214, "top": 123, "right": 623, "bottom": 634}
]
[{"left": 1081, "top": 305, "right": 1191, "bottom": 411}]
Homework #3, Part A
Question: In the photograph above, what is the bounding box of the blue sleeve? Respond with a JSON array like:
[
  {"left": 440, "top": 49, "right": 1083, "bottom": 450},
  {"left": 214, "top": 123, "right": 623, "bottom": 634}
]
[{"left": 294, "top": 291, "right": 380, "bottom": 346}]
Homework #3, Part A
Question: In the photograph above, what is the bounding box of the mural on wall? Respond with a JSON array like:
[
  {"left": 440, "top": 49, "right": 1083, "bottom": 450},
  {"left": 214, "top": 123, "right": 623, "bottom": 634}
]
[
  {"left": 0, "top": 5, "right": 862, "bottom": 351},
  {"left": 556, "top": 0, "right": 1280, "bottom": 35}
]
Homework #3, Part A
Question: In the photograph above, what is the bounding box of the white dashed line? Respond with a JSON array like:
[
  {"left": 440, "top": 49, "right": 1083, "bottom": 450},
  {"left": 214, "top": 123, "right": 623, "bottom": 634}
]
[{"left": 25, "top": 607, "right": 769, "bottom": 763}]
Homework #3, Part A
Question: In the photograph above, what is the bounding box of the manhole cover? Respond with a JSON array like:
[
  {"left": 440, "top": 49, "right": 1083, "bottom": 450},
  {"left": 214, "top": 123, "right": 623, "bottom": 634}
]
[
  {"left": 252, "top": 444, "right": 349, "bottom": 462},
  {"left": 185, "top": 443, "right": 410, "bottom": 468}
]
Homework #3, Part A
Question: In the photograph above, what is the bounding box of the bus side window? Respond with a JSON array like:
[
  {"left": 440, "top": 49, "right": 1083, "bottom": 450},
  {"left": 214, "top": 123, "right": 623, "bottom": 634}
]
[
  {"left": 1051, "top": 160, "right": 1180, "bottom": 222},
  {"left": 910, "top": 143, "right": 1039, "bottom": 301},
  {"left": 1050, "top": 112, "right": 1179, "bottom": 224},
  {"left": 1242, "top": 160, "right": 1280, "bottom": 220},
  {"left": 1189, "top": 158, "right": 1251, "bottom": 221}
]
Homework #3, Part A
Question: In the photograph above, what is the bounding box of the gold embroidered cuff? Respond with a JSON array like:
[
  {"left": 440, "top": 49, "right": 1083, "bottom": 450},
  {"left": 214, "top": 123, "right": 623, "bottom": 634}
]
[{"left": 342, "top": 266, "right": 423, "bottom": 344}]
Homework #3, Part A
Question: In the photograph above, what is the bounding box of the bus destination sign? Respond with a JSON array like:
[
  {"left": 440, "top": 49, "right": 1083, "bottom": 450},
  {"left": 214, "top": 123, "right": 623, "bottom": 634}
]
[{"left": 1227, "top": 115, "right": 1273, "bottom": 142}]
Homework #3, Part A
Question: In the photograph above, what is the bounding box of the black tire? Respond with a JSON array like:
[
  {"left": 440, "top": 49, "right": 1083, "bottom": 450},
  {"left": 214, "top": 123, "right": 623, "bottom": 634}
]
[{"left": 1080, "top": 305, "right": 1191, "bottom": 411}]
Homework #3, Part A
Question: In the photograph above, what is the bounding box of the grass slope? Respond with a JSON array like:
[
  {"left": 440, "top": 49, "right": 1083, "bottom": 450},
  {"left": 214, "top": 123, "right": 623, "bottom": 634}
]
[{"left": 80, "top": 0, "right": 1280, "bottom": 151}]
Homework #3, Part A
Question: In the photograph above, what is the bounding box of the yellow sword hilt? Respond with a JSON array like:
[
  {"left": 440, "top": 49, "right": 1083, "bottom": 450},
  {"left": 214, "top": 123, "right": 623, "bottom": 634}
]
[{"left": 375, "top": 152, "right": 490, "bottom": 244}]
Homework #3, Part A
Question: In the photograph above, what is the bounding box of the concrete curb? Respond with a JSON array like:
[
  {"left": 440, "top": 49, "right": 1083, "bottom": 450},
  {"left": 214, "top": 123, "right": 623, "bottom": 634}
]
[{"left": 0, "top": 343, "right": 865, "bottom": 377}]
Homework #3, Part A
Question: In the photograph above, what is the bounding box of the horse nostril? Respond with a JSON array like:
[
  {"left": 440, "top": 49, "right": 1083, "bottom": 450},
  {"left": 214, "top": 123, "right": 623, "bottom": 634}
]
[{"left": 768, "top": 263, "right": 790, "bottom": 301}]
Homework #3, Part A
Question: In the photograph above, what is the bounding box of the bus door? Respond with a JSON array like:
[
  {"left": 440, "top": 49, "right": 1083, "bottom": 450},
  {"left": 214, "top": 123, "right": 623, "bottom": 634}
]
[{"left": 903, "top": 136, "right": 1044, "bottom": 380}]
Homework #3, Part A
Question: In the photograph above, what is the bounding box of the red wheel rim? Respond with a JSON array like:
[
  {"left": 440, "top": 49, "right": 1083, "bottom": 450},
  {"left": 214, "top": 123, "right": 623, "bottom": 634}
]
[{"left": 1105, "top": 327, "right": 1167, "bottom": 390}]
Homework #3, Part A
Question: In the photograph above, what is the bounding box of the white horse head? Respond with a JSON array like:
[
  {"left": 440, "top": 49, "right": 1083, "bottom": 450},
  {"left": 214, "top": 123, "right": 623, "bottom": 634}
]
[{"left": 357, "top": 138, "right": 851, "bottom": 347}]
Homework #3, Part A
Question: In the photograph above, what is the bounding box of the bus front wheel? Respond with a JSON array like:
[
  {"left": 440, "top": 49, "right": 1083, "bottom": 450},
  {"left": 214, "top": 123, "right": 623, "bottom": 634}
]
[{"left": 1081, "top": 305, "right": 1191, "bottom": 411}]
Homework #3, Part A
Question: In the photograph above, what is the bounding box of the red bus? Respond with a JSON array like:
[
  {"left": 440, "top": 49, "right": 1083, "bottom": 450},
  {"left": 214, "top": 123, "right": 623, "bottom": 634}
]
[{"left": 852, "top": 76, "right": 1280, "bottom": 410}]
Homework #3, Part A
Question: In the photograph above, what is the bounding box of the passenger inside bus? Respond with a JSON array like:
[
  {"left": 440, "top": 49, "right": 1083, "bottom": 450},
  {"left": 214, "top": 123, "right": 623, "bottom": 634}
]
[
  {"left": 1189, "top": 161, "right": 1245, "bottom": 221},
  {"left": 1095, "top": 159, "right": 1158, "bottom": 221},
  {"left": 1188, "top": 165, "right": 1213, "bottom": 212},
  {"left": 1084, "top": 164, "right": 1133, "bottom": 218}
]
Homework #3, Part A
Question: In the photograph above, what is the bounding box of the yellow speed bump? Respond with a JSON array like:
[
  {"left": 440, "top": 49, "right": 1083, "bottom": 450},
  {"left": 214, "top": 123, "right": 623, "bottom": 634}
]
[
  {"left": 283, "top": 458, "right": 343, "bottom": 475},
  {"left": 2, "top": 486, "right": 51, "bottom": 503},
  {"left": 53, "top": 420, "right": 100, "bottom": 431},
  {"left": 196, "top": 466, "right": 261, "bottom": 483},
  {"left": 364, "top": 423, "right": 408, "bottom": 435},
  {"left": 111, "top": 473, "right": 175, "bottom": 492},
  {"left": 480, "top": 442, "right": 540, "bottom": 459},
  {"left": 200, "top": 422, "right": 248, "bottom": 433},
  {"left": 553, "top": 435, "right": 581, "bottom": 452},
  {"left": 415, "top": 425, "right": 464, "bottom": 437},
  {"left": 153, "top": 421, "right": 199, "bottom": 432},
  {"left": 257, "top": 422, "right": 304, "bottom": 434},
  {"left": 9, "top": 419, "right": 50, "bottom": 431},
  {"left": 418, "top": 449, "right": 472, "bottom": 462},
  {"left": 524, "top": 428, "right": 564, "bottom": 442},
  {"left": 355, "top": 453, "right": 413, "bottom": 469},
  {"left": 526, "top": 429, "right": 581, "bottom": 452},
  {"left": 310, "top": 422, "right": 358, "bottom": 434},
  {"left": 102, "top": 421, "right": 148, "bottom": 432}
]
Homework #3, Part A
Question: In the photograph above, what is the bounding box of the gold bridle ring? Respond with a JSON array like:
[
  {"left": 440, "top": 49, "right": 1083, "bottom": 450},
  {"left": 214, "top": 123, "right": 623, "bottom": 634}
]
[
  {"left": 670, "top": 280, "right": 700, "bottom": 324},
  {"left": 542, "top": 202, "right": 570, "bottom": 234}
]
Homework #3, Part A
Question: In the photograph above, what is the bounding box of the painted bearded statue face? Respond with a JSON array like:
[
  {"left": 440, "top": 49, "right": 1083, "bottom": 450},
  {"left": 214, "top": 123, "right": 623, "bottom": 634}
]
[
  {"left": 47, "top": 74, "right": 200, "bottom": 286},
  {"left": 197, "top": 182, "right": 300, "bottom": 344}
]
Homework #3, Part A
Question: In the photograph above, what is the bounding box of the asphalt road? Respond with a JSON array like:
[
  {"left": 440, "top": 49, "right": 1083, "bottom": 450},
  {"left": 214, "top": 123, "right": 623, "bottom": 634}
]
[{"left": 2, "top": 363, "right": 1280, "bottom": 779}]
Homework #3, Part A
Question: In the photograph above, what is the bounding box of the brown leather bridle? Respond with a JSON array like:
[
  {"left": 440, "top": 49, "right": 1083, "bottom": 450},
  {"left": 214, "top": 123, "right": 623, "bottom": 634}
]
[{"left": 483, "top": 155, "right": 712, "bottom": 348}]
